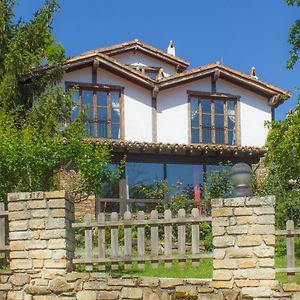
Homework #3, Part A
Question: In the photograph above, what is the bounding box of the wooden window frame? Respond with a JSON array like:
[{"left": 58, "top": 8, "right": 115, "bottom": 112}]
[
  {"left": 187, "top": 91, "right": 241, "bottom": 146},
  {"left": 66, "top": 81, "right": 125, "bottom": 140}
]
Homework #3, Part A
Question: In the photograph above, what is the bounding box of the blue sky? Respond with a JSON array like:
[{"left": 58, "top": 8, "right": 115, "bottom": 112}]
[{"left": 14, "top": 0, "right": 299, "bottom": 120}]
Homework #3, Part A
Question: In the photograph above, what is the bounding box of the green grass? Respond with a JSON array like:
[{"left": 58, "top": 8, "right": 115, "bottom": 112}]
[
  {"left": 275, "top": 255, "right": 300, "bottom": 283},
  {"left": 109, "top": 259, "right": 212, "bottom": 278}
]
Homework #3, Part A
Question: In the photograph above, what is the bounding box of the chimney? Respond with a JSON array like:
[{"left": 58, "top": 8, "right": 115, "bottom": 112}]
[
  {"left": 250, "top": 66, "right": 258, "bottom": 80},
  {"left": 167, "top": 40, "right": 175, "bottom": 56}
]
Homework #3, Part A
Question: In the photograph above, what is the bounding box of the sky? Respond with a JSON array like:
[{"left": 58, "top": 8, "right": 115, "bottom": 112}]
[{"left": 13, "top": 0, "right": 299, "bottom": 120}]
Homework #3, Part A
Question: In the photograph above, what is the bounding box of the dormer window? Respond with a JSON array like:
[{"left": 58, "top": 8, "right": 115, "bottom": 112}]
[
  {"left": 67, "top": 82, "right": 124, "bottom": 140},
  {"left": 189, "top": 94, "right": 237, "bottom": 145}
]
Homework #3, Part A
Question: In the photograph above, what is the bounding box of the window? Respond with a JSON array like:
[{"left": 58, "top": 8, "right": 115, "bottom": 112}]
[
  {"left": 69, "top": 84, "right": 123, "bottom": 139},
  {"left": 190, "top": 95, "right": 237, "bottom": 145}
]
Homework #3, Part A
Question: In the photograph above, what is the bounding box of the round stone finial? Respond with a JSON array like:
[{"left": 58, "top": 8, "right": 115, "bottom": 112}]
[{"left": 229, "top": 163, "right": 253, "bottom": 197}]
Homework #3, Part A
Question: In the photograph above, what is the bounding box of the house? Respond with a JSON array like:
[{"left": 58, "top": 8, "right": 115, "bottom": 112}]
[{"left": 59, "top": 39, "right": 290, "bottom": 214}]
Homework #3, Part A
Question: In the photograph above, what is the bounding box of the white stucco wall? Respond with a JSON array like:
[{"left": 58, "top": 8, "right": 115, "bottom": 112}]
[
  {"left": 216, "top": 79, "right": 271, "bottom": 147},
  {"left": 112, "top": 52, "right": 177, "bottom": 77},
  {"left": 60, "top": 67, "right": 271, "bottom": 147},
  {"left": 157, "top": 78, "right": 211, "bottom": 144},
  {"left": 60, "top": 67, "right": 92, "bottom": 88}
]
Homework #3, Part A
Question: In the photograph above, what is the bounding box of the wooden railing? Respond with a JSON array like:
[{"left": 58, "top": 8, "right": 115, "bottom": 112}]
[
  {"left": 72, "top": 208, "right": 212, "bottom": 271},
  {"left": 275, "top": 220, "right": 300, "bottom": 279},
  {"left": 0, "top": 203, "right": 9, "bottom": 265}
]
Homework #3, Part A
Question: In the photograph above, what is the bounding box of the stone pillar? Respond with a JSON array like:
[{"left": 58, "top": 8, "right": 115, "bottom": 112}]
[
  {"left": 211, "top": 196, "right": 276, "bottom": 299},
  {"left": 8, "top": 191, "right": 75, "bottom": 279}
]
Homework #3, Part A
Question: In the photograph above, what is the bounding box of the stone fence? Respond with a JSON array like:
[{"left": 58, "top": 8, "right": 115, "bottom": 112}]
[{"left": 1, "top": 191, "right": 300, "bottom": 299}]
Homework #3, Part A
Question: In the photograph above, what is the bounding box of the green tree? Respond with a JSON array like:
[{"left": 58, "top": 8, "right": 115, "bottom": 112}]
[
  {"left": 286, "top": 0, "right": 300, "bottom": 69},
  {"left": 0, "top": 1, "right": 113, "bottom": 202}
]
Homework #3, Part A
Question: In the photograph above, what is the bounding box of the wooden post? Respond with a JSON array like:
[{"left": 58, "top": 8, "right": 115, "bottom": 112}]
[
  {"left": 124, "top": 211, "right": 132, "bottom": 270},
  {"left": 97, "top": 212, "right": 106, "bottom": 271},
  {"left": 191, "top": 208, "right": 200, "bottom": 267},
  {"left": 137, "top": 211, "right": 145, "bottom": 269},
  {"left": 84, "top": 213, "right": 93, "bottom": 271},
  {"left": 111, "top": 212, "right": 119, "bottom": 270},
  {"left": 151, "top": 210, "right": 159, "bottom": 268},
  {"left": 178, "top": 209, "right": 186, "bottom": 268},
  {"left": 287, "top": 220, "right": 295, "bottom": 279},
  {"left": 164, "top": 209, "right": 172, "bottom": 268},
  {"left": 119, "top": 171, "right": 126, "bottom": 215},
  {"left": 0, "top": 203, "right": 6, "bottom": 262}
]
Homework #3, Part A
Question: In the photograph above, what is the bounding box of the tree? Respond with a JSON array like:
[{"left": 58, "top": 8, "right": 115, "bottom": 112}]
[
  {"left": 0, "top": 1, "right": 113, "bottom": 202},
  {"left": 286, "top": 0, "right": 300, "bottom": 69},
  {"left": 262, "top": 0, "right": 300, "bottom": 227}
]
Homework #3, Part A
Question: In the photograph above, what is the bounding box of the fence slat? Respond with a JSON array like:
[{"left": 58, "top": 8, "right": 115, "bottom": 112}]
[
  {"left": 137, "top": 211, "right": 145, "bottom": 269},
  {"left": 124, "top": 211, "right": 132, "bottom": 270},
  {"left": 0, "top": 203, "right": 5, "bottom": 251},
  {"left": 84, "top": 213, "right": 93, "bottom": 271},
  {"left": 111, "top": 212, "right": 119, "bottom": 270},
  {"left": 287, "top": 220, "right": 295, "bottom": 280},
  {"left": 178, "top": 209, "right": 186, "bottom": 268},
  {"left": 191, "top": 208, "right": 200, "bottom": 267},
  {"left": 151, "top": 210, "right": 159, "bottom": 268},
  {"left": 97, "top": 212, "right": 105, "bottom": 271},
  {"left": 164, "top": 210, "right": 172, "bottom": 268}
]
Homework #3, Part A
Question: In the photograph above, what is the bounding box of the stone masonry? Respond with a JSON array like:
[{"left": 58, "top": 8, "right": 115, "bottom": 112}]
[
  {"left": 2, "top": 192, "right": 300, "bottom": 299},
  {"left": 7, "top": 191, "right": 75, "bottom": 279},
  {"left": 212, "top": 195, "right": 278, "bottom": 299}
]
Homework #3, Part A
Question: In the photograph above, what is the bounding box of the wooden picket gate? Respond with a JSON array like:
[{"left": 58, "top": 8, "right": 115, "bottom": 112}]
[
  {"left": 72, "top": 208, "right": 212, "bottom": 271},
  {"left": 0, "top": 203, "right": 9, "bottom": 266}
]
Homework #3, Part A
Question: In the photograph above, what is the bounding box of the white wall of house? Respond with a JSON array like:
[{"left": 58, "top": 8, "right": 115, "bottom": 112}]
[
  {"left": 60, "top": 67, "right": 92, "bottom": 86},
  {"left": 60, "top": 65, "right": 272, "bottom": 147},
  {"left": 216, "top": 79, "right": 271, "bottom": 147},
  {"left": 157, "top": 78, "right": 211, "bottom": 144},
  {"left": 112, "top": 52, "right": 177, "bottom": 77}
]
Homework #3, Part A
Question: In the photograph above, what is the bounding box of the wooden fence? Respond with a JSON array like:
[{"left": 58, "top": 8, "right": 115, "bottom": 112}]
[
  {"left": 275, "top": 220, "right": 300, "bottom": 279},
  {"left": 0, "top": 203, "right": 9, "bottom": 265},
  {"left": 72, "top": 208, "right": 212, "bottom": 271}
]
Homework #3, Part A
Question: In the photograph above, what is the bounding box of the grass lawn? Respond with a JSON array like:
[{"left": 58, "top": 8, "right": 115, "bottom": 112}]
[
  {"left": 109, "top": 259, "right": 212, "bottom": 278},
  {"left": 74, "top": 255, "right": 300, "bottom": 282},
  {"left": 275, "top": 255, "right": 300, "bottom": 283}
]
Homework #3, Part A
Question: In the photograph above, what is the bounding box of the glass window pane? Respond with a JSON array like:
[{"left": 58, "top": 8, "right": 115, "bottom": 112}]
[
  {"left": 126, "top": 163, "right": 164, "bottom": 199},
  {"left": 98, "top": 108, "right": 107, "bottom": 122},
  {"left": 215, "top": 99, "right": 224, "bottom": 114},
  {"left": 111, "top": 92, "right": 120, "bottom": 108},
  {"left": 71, "top": 90, "right": 80, "bottom": 106},
  {"left": 98, "top": 122, "right": 107, "bottom": 138},
  {"left": 227, "top": 100, "right": 235, "bottom": 115},
  {"left": 202, "top": 128, "right": 211, "bottom": 144},
  {"left": 202, "top": 114, "right": 211, "bottom": 128},
  {"left": 191, "top": 113, "right": 199, "bottom": 128},
  {"left": 82, "top": 90, "right": 93, "bottom": 119},
  {"left": 191, "top": 97, "right": 199, "bottom": 113},
  {"left": 112, "top": 124, "right": 120, "bottom": 139},
  {"left": 191, "top": 129, "right": 199, "bottom": 143},
  {"left": 71, "top": 106, "right": 80, "bottom": 120},
  {"left": 111, "top": 107, "right": 120, "bottom": 123},
  {"left": 215, "top": 128, "right": 225, "bottom": 144},
  {"left": 97, "top": 91, "right": 107, "bottom": 106},
  {"left": 228, "top": 130, "right": 235, "bottom": 145},
  {"left": 228, "top": 115, "right": 235, "bottom": 130},
  {"left": 215, "top": 115, "right": 224, "bottom": 128},
  {"left": 167, "top": 164, "right": 203, "bottom": 200},
  {"left": 98, "top": 163, "right": 120, "bottom": 213},
  {"left": 201, "top": 99, "right": 211, "bottom": 113}
]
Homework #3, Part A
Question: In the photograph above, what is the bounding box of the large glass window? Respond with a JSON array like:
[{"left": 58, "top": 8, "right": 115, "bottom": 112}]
[
  {"left": 70, "top": 86, "right": 122, "bottom": 139},
  {"left": 191, "top": 96, "right": 236, "bottom": 145},
  {"left": 167, "top": 164, "right": 203, "bottom": 201}
]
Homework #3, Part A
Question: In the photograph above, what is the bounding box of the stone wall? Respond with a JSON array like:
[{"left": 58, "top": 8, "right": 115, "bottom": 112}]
[
  {"left": 212, "top": 196, "right": 279, "bottom": 299},
  {"left": 7, "top": 191, "right": 75, "bottom": 278},
  {"left": 2, "top": 191, "right": 300, "bottom": 299}
]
